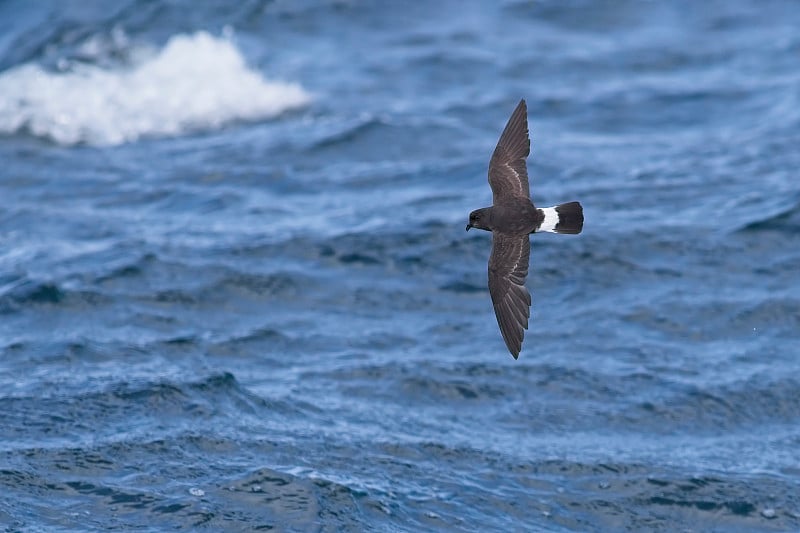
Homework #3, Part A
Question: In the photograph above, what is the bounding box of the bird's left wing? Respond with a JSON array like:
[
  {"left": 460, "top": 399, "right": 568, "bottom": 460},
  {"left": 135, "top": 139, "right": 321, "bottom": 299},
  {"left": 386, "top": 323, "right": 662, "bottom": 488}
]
[{"left": 488, "top": 232, "right": 531, "bottom": 358}]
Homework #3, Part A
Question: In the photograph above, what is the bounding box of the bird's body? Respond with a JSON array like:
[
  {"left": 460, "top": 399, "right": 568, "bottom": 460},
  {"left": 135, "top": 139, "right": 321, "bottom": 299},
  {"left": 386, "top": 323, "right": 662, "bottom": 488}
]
[
  {"left": 466, "top": 99, "right": 583, "bottom": 359},
  {"left": 470, "top": 199, "right": 543, "bottom": 235}
]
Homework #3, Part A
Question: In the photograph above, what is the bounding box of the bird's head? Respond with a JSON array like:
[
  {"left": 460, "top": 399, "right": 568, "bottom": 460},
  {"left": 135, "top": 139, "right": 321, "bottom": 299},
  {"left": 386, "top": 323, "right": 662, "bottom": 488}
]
[{"left": 466, "top": 208, "right": 492, "bottom": 232}]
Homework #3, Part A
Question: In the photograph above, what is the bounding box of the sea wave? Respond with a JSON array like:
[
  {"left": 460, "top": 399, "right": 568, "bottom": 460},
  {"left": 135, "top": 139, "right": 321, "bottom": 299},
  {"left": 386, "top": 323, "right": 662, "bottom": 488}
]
[
  {"left": 738, "top": 198, "right": 800, "bottom": 233},
  {"left": 0, "top": 31, "right": 311, "bottom": 146}
]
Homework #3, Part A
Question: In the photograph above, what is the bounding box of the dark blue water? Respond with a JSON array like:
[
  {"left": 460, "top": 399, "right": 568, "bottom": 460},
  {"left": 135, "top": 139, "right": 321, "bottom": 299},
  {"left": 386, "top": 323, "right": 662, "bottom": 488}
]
[{"left": 2, "top": 1, "right": 800, "bottom": 531}]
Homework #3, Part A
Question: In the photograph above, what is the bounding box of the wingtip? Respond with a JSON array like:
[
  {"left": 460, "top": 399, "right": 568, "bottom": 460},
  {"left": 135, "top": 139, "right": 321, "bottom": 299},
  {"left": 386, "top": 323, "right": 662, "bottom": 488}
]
[
  {"left": 509, "top": 338, "right": 522, "bottom": 359},
  {"left": 506, "top": 339, "right": 522, "bottom": 359}
]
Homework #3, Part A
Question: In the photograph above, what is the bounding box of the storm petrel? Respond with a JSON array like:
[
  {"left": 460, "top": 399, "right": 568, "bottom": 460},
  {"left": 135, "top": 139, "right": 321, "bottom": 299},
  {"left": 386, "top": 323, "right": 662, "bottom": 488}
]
[{"left": 466, "top": 99, "right": 583, "bottom": 358}]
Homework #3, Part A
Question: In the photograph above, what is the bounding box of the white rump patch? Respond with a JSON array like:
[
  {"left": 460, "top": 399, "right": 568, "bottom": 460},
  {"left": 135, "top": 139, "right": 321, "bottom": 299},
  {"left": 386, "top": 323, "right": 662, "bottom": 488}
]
[{"left": 538, "top": 207, "right": 559, "bottom": 233}]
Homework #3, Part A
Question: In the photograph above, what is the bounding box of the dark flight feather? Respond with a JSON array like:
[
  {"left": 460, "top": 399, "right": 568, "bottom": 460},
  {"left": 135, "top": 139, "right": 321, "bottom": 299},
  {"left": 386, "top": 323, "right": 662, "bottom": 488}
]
[
  {"left": 488, "top": 233, "right": 531, "bottom": 358},
  {"left": 488, "top": 99, "right": 531, "bottom": 204}
]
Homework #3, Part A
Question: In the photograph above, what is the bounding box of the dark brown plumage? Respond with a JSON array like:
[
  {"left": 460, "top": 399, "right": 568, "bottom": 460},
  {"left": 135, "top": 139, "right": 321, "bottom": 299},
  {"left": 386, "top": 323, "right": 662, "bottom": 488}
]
[
  {"left": 488, "top": 233, "right": 531, "bottom": 357},
  {"left": 466, "top": 99, "right": 584, "bottom": 358},
  {"left": 488, "top": 100, "right": 531, "bottom": 204}
]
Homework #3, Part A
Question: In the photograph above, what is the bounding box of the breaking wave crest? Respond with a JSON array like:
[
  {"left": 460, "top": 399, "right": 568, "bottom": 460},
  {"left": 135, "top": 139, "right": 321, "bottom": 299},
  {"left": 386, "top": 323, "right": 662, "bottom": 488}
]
[{"left": 0, "top": 31, "right": 311, "bottom": 146}]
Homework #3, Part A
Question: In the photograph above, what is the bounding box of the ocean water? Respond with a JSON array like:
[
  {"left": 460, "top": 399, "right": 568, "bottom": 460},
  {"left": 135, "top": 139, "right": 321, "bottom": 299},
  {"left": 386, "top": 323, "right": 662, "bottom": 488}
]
[{"left": 1, "top": 0, "right": 800, "bottom": 531}]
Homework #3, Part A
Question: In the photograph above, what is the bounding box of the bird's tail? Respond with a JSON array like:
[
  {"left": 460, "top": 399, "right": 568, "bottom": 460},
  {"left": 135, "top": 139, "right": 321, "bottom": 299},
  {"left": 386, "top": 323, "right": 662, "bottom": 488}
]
[{"left": 537, "top": 202, "right": 583, "bottom": 234}]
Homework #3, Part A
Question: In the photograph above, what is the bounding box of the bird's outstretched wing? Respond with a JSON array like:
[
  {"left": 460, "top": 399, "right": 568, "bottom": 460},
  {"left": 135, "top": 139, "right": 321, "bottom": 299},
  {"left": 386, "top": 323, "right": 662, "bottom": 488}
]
[
  {"left": 488, "top": 233, "right": 531, "bottom": 358},
  {"left": 488, "top": 99, "right": 530, "bottom": 204}
]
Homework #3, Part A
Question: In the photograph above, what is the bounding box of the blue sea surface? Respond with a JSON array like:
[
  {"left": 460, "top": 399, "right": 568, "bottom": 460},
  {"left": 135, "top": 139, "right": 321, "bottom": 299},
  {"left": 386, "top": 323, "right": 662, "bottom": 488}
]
[{"left": 1, "top": 1, "right": 800, "bottom": 531}]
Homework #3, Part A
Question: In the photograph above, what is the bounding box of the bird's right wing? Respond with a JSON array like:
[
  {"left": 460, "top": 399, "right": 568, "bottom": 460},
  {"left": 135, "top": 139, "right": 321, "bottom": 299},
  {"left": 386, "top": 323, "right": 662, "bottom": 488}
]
[
  {"left": 488, "top": 233, "right": 531, "bottom": 358},
  {"left": 488, "top": 99, "right": 531, "bottom": 204}
]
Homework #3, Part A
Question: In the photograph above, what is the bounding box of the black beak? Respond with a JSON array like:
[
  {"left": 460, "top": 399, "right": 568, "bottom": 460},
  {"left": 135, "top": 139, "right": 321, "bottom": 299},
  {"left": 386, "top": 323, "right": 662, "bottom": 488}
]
[{"left": 465, "top": 224, "right": 471, "bottom": 231}]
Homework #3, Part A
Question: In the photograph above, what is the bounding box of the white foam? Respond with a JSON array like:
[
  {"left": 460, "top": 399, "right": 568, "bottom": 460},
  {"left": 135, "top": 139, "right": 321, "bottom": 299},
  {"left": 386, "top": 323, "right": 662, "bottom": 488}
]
[
  {"left": 538, "top": 206, "right": 559, "bottom": 233},
  {"left": 0, "top": 31, "right": 311, "bottom": 146}
]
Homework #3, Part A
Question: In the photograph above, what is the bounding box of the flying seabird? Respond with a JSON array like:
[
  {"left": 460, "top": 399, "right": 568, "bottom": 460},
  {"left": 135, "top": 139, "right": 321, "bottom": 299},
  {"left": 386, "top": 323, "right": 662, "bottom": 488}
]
[{"left": 466, "top": 99, "right": 583, "bottom": 359}]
